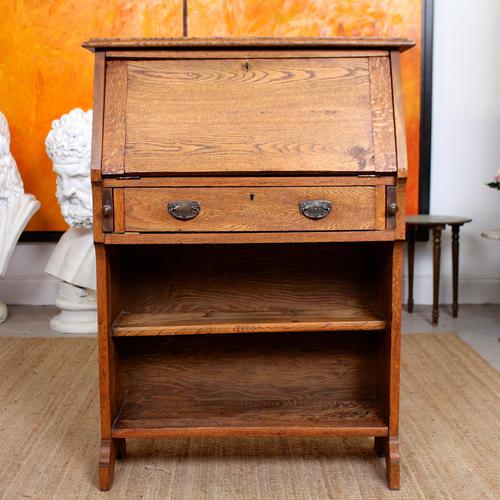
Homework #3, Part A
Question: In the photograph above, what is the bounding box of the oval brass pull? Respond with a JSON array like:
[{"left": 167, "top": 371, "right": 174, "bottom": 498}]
[
  {"left": 299, "top": 200, "right": 332, "bottom": 219},
  {"left": 168, "top": 200, "right": 201, "bottom": 220}
]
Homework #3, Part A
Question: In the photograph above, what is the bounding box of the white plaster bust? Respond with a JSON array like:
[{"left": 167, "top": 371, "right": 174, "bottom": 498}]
[
  {"left": 45, "top": 109, "right": 96, "bottom": 291},
  {"left": 44, "top": 109, "right": 96, "bottom": 334},
  {"left": 0, "top": 111, "right": 41, "bottom": 322},
  {"left": 45, "top": 108, "right": 93, "bottom": 229}
]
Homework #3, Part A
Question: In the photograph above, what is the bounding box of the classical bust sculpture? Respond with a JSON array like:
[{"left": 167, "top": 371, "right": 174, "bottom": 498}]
[
  {"left": 45, "top": 108, "right": 96, "bottom": 333},
  {"left": 0, "top": 111, "right": 40, "bottom": 323}
]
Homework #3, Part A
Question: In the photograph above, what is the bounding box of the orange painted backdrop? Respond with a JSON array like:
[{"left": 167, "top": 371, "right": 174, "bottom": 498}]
[{"left": 0, "top": 0, "right": 420, "bottom": 231}]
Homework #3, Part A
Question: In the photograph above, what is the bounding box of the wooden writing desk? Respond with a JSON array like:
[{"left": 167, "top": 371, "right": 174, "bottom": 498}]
[{"left": 84, "top": 37, "right": 413, "bottom": 491}]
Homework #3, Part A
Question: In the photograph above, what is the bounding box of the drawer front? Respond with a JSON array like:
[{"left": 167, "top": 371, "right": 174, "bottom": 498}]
[
  {"left": 103, "top": 56, "right": 396, "bottom": 176},
  {"left": 123, "top": 186, "right": 384, "bottom": 233}
]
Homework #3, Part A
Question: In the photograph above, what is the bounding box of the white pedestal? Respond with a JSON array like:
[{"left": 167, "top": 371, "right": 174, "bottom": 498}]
[
  {"left": 0, "top": 302, "right": 6, "bottom": 323},
  {"left": 49, "top": 281, "right": 97, "bottom": 334},
  {"left": 45, "top": 228, "right": 97, "bottom": 334}
]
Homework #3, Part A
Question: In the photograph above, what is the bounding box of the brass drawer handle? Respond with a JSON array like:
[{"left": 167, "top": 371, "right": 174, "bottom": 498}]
[
  {"left": 299, "top": 200, "right": 332, "bottom": 219},
  {"left": 168, "top": 200, "right": 201, "bottom": 220}
]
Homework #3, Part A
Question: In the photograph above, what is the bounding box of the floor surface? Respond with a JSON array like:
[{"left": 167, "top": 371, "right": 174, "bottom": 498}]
[
  {"left": 1, "top": 333, "right": 499, "bottom": 499},
  {"left": 1, "top": 304, "right": 499, "bottom": 370}
]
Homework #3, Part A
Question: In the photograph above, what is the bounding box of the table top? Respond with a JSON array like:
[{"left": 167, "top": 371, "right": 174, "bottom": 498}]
[
  {"left": 406, "top": 215, "right": 472, "bottom": 226},
  {"left": 481, "top": 229, "right": 500, "bottom": 240}
]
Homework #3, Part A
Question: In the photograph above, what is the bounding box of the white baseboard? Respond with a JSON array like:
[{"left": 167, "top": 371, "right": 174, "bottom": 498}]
[
  {"left": 0, "top": 242, "right": 59, "bottom": 305},
  {"left": 403, "top": 274, "right": 500, "bottom": 305},
  {"left": 1, "top": 273, "right": 499, "bottom": 306},
  {"left": 0, "top": 275, "right": 59, "bottom": 305}
]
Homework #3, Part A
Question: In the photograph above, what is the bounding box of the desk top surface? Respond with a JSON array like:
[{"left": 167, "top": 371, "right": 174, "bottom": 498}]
[{"left": 83, "top": 36, "right": 415, "bottom": 52}]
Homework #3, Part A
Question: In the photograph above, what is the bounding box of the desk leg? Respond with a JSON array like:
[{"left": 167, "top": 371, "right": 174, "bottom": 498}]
[
  {"left": 451, "top": 225, "right": 460, "bottom": 317},
  {"left": 407, "top": 226, "right": 415, "bottom": 313},
  {"left": 432, "top": 227, "right": 442, "bottom": 325},
  {"left": 373, "top": 437, "right": 400, "bottom": 490}
]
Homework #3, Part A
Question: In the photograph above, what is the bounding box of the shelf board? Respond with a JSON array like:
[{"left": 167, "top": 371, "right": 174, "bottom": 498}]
[
  {"left": 112, "top": 399, "right": 387, "bottom": 438},
  {"left": 113, "top": 309, "right": 386, "bottom": 336}
]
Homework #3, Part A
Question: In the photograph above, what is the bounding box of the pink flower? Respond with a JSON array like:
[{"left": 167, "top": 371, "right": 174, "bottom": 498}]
[{"left": 496, "top": 169, "right": 500, "bottom": 182}]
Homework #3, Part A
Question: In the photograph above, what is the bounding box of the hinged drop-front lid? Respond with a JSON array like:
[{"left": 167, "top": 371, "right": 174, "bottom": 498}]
[{"left": 86, "top": 37, "right": 413, "bottom": 176}]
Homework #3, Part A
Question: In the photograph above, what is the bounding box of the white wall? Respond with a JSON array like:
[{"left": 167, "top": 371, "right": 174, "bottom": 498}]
[
  {"left": 407, "top": 0, "right": 500, "bottom": 304},
  {"left": 2, "top": 0, "right": 500, "bottom": 306},
  {"left": 0, "top": 243, "right": 58, "bottom": 305}
]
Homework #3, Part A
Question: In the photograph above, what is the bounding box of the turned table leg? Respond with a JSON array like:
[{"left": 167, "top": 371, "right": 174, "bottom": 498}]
[
  {"left": 451, "top": 224, "right": 461, "bottom": 317},
  {"left": 432, "top": 227, "right": 443, "bottom": 325},
  {"left": 407, "top": 225, "right": 415, "bottom": 313}
]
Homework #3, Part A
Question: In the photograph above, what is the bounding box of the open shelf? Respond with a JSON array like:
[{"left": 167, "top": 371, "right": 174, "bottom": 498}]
[
  {"left": 112, "top": 399, "right": 387, "bottom": 438},
  {"left": 113, "top": 308, "right": 386, "bottom": 336},
  {"left": 112, "top": 243, "right": 389, "bottom": 337},
  {"left": 113, "top": 331, "right": 386, "bottom": 438}
]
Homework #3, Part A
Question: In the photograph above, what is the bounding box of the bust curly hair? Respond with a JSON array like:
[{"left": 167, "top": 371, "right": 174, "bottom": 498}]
[
  {"left": 45, "top": 108, "right": 92, "bottom": 163},
  {"left": 0, "top": 111, "right": 24, "bottom": 202}
]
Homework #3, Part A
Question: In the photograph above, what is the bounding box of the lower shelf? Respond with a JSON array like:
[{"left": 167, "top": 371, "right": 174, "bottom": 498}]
[
  {"left": 112, "top": 399, "right": 387, "bottom": 438},
  {"left": 114, "top": 331, "right": 386, "bottom": 439}
]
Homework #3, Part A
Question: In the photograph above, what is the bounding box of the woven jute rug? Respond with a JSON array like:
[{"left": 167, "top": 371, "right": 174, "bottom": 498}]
[{"left": 0, "top": 333, "right": 498, "bottom": 499}]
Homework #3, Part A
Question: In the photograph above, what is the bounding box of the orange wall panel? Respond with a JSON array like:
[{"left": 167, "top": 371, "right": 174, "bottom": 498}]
[
  {"left": 189, "top": 0, "right": 422, "bottom": 214},
  {"left": 0, "top": 1, "right": 182, "bottom": 230},
  {"left": 0, "top": 0, "right": 421, "bottom": 231}
]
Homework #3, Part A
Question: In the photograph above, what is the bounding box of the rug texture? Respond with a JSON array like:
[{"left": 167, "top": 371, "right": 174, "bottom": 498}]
[{"left": 0, "top": 333, "right": 498, "bottom": 499}]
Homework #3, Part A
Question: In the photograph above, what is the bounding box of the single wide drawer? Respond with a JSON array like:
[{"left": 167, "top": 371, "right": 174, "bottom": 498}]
[{"left": 124, "top": 186, "right": 385, "bottom": 233}]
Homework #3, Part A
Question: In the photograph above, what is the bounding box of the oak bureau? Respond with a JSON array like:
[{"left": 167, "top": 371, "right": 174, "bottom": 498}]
[{"left": 83, "top": 37, "right": 414, "bottom": 491}]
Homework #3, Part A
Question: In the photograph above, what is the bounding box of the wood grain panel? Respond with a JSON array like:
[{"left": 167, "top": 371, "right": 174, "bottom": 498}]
[
  {"left": 104, "top": 230, "right": 396, "bottom": 245},
  {"left": 113, "top": 409, "right": 387, "bottom": 438},
  {"left": 112, "top": 332, "right": 384, "bottom": 436},
  {"left": 116, "top": 243, "right": 386, "bottom": 318},
  {"left": 113, "top": 309, "right": 386, "bottom": 336},
  {"left": 92, "top": 184, "right": 104, "bottom": 243},
  {"left": 124, "top": 57, "right": 393, "bottom": 174},
  {"left": 390, "top": 51, "right": 408, "bottom": 179},
  {"left": 113, "top": 188, "right": 125, "bottom": 233},
  {"left": 106, "top": 49, "right": 389, "bottom": 59},
  {"left": 369, "top": 57, "right": 396, "bottom": 171},
  {"left": 95, "top": 244, "right": 121, "bottom": 439},
  {"left": 90, "top": 51, "right": 105, "bottom": 175},
  {"left": 103, "top": 175, "right": 396, "bottom": 188},
  {"left": 374, "top": 185, "right": 387, "bottom": 229},
  {"left": 124, "top": 186, "right": 378, "bottom": 232},
  {"left": 395, "top": 178, "right": 407, "bottom": 241},
  {"left": 102, "top": 60, "right": 127, "bottom": 175}
]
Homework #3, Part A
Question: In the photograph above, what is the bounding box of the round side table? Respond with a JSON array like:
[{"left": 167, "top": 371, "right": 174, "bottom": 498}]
[{"left": 406, "top": 215, "right": 472, "bottom": 325}]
